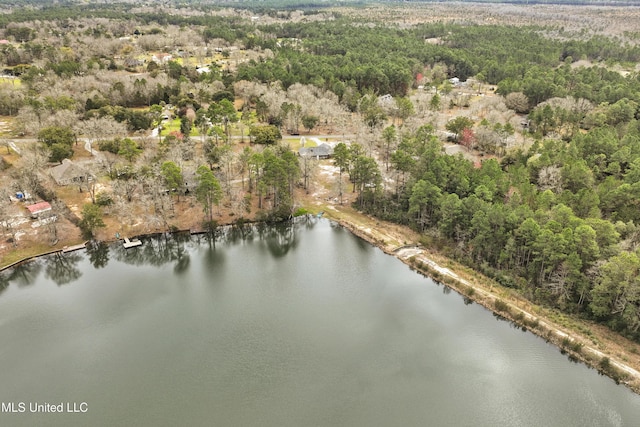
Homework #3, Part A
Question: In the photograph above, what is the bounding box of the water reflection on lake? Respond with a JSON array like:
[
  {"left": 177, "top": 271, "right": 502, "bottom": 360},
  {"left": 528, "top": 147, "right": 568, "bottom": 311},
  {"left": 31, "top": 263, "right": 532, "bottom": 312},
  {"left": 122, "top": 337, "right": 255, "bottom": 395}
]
[{"left": 1, "top": 218, "right": 639, "bottom": 427}]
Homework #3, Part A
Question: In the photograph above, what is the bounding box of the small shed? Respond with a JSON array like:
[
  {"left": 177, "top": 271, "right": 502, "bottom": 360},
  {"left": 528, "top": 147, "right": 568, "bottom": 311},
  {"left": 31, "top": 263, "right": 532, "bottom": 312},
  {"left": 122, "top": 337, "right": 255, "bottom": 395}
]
[{"left": 26, "top": 201, "right": 52, "bottom": 218}]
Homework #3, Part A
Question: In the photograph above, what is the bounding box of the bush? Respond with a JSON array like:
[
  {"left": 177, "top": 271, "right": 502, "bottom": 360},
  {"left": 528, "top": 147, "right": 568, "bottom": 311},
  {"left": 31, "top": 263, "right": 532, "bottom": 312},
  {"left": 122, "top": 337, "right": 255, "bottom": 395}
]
[
  {"left": 98, "top": 138, "right": 122, "bottom": 154},
  {"left": 0, "top": 157, "right": 11, "bottom": 171},
  {"left": 526, "top": 318, "right": 540, "bottom": 329},
  {"left": 95, "top": 192, "right": 113, "bottom": 206},
  {"left": 493, "top": 299, "right": 509, "bottom": 313},
  {"left": 249, "top": 124, "right": 281, "bottom": 145},
  {"left": 571, "top": 341, "right": 583, "bottom": 353},
  {"left": 79, "top": 203, "right": 105, "bottom": 239},
  {"left": 203, "top": 219, "right": 218, "bottom": 233},
  {"left": 212, "top": 90, "right": 235, "bottom": 102}
]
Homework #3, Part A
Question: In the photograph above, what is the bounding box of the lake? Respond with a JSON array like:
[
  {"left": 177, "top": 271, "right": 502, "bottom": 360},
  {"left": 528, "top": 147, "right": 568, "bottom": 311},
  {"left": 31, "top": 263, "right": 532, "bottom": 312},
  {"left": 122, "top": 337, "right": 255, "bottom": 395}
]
[{"left": 1, "top": 218, "right": 639, "bottom": 426}]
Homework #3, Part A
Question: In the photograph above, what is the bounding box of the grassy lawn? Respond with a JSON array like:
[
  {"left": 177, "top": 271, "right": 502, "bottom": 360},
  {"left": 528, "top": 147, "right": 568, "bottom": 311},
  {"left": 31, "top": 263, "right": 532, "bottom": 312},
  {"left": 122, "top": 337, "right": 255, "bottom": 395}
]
[
  {"left": 0, "top": 149, "right": 19, "bottom": 163},
  {"left": 0, "top": 77, "right": 21, "bottom": 87},
  {"left": 286, "top": 136, "right": 317, "bottom": 151},
  {"left": 160, "top": 118, "right": 181, "bottom": 135},
  {"left": 0, "top": 243, "right": 58, "bottom": 269},
  {"left": 174, "top": 55, "right": 218, "bottom": 67},
  {"left": 161, "top": 118, "right": 201, "bottom": 137},
  {"left": 72, "top": 143, "right": 93, "bottom": 159}
]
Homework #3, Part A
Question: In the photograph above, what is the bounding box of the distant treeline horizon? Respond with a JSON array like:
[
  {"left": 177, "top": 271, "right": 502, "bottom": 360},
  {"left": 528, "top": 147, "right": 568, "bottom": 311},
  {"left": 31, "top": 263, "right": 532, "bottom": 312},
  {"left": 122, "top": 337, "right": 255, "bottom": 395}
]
[{"left": 5, "top": 0, "right": 640, "bottom": 12}]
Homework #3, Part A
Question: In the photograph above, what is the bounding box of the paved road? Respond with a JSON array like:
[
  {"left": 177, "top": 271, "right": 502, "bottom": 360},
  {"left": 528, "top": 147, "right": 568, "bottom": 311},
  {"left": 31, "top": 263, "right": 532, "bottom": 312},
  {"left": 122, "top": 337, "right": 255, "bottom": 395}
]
[
  {"left": 8, "top": 141, "right": 20, "bottom": 155},
  {"left": 6, "top": 133, "right": 358, "bottom": 155}
]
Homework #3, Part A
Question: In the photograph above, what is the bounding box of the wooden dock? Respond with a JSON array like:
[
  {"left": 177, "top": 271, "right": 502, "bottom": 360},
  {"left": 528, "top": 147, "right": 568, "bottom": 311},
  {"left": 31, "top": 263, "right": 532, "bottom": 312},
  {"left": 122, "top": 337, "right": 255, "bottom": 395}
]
[
  {"left": 62, "top": 243, "right": 87, "bottom": 253},
  {"left": 123, "top": 237, "right": 142, "bottom": 249}
]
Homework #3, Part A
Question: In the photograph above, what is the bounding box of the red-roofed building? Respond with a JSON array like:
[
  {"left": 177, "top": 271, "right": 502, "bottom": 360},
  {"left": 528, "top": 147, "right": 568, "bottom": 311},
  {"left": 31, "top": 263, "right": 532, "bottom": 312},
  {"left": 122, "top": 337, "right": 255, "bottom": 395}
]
[{"left": 26, "top": 201, "right": 52, "bottom": 218}]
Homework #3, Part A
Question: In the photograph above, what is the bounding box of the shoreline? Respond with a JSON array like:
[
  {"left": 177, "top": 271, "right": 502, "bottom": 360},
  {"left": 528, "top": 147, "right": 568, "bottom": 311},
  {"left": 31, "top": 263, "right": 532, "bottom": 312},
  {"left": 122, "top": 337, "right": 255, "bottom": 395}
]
[
  {"left": 0, "top": 219, "right": 262, "bottom": 272},
  {"left": 2, "top": 210, "right": 640, "bottom": 394},
  {"left": 332, "top": 212, "right": 640, "bottom": 395}
]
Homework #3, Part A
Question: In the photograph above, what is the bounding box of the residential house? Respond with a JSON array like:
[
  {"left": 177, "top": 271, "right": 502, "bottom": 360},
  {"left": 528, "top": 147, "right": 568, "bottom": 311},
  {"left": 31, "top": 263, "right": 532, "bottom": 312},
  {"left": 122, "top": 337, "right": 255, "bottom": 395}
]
[
  {"left": 123, "top": 58, "right": 144, "bottom": 68},
  {"left": 298, "top": 143, "right": 334, "bottom": 160},
  {"left": 49, "top": 159, "right": 92, "bottom": 187}
]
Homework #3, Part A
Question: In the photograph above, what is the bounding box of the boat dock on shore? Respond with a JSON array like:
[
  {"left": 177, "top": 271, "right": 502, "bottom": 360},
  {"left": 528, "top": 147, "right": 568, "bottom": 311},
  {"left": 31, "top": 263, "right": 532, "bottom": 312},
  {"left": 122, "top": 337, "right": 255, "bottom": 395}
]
[
  {"left": 123, "top": 237, "right": 142, "bottom": 249},
  {"left": 62, "top": 243, "right": 87, "bottom": 253}
]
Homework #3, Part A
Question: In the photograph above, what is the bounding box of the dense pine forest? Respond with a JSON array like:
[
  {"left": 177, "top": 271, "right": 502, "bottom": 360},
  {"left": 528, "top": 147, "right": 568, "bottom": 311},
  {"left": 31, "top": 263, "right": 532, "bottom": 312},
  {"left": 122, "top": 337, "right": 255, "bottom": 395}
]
[{"left": 2, "top": 1, "right": 640, "bottom": 344}]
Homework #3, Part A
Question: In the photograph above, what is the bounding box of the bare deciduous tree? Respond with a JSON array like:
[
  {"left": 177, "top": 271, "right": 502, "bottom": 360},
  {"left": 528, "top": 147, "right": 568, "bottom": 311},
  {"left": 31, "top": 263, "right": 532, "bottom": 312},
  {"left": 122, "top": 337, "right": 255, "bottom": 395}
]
[
  {"left": 505, "top": 92, "right": 530, "bottom": 114},
  {"left": 76, "top": 116, "right": 127, "bottom": 155},
  {"left": 19, "top": 144, "right": 48, "bottom": 196},
  {"left": 112, "top": 175, "right": 139, "bottom": 203},
  {"left": 300, "top": 154, "right": 318, "bottom": 192},
  {"left": 0, "top": 187, "right": 19, "bottom": 247},
  {"left": 538, "top": 165, "right": 563, "bottom": 192}
]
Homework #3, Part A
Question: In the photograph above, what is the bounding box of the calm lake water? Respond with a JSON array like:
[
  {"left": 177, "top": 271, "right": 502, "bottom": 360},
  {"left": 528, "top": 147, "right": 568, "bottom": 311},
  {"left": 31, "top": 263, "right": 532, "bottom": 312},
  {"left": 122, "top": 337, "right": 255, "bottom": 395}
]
[{"left": 1, "top": 218, "right": 640, "bottom": 426}]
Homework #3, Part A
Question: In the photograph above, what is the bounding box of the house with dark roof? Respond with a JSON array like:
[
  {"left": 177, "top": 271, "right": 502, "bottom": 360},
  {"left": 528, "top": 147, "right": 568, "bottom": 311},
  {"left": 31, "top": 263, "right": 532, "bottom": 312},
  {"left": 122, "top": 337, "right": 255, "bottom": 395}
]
[
  {"left": 123, "top": 58, "right": 144, "bottom": 68},
  {"left": 298, "top": 143, "right": 334, "bottom": 159},
  {"left": 49, "top": 159, "right": 92, "bottom": 186}
]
